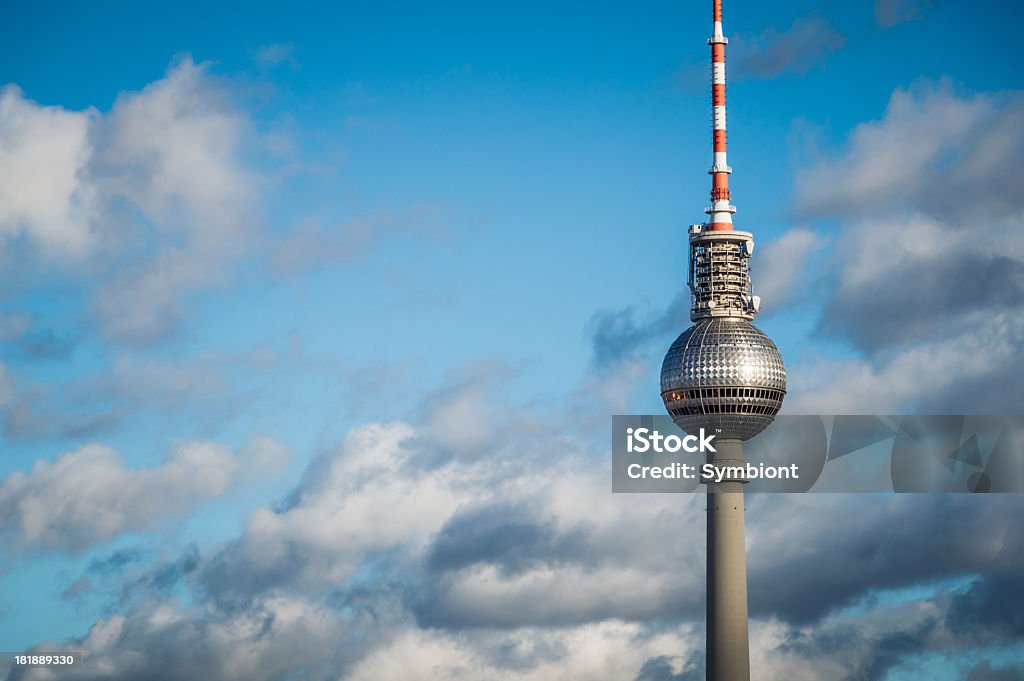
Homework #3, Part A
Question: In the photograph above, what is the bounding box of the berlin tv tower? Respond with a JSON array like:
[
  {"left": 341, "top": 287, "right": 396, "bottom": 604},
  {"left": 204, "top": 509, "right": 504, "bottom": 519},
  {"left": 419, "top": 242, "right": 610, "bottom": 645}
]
[{"left": 660, "top": 1, "right": 787, "bottom": 679}]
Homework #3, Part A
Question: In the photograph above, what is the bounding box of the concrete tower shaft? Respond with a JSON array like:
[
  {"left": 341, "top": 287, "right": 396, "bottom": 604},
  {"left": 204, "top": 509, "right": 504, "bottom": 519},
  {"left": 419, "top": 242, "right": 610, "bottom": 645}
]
[{"left": 706, "top": 440, "right": 751, "bottom": 681}]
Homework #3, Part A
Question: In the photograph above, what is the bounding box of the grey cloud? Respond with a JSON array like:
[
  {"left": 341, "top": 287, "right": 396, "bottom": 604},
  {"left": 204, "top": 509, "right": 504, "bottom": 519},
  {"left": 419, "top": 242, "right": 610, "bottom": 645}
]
[
  {"left": 84, "top": 349, "right": 286, "bottom": 432},
  {"left": 146, "top": 544, "right": 201, "bottom": 594},
  {"left": 13, "top": 451, "right": 1024, "bottom": 679},
  {"left": 195, "top": 382, "right": 1024, "bottom": 634},
  {"left": 587, "top": 293, "right": 687, "bottom": 369},
  {"left": 786, "top": 83, "right": 1024, "bottom": 412},
  {"left": 87, "top": 547, "right": 149, "bottom": 576},
  {"left": 85, "top": 57, "right": 260, "bottom": 343},
  {"left": 777, "top": 616, "right": 939, "bottom": 681},
  {"left": 198, "top": 399, "right": 709, "bottom": 628},
  {"left": 947, "top": 573, "right": 1024, "bottom": 641},
  {"left": 7, "top": 596, "right": 389, "bottom": 681},
  {"left": 63, "top": 547, "right": 201, "bottom": 608},
  {"left": 968, "top": 662, "right": 1024, "bottom": 681},
  {"left": 61, "top": 577, "right": 93, "bottom": 601},
  {"left": 269, "top": 204, "right": 444, "bottom": 276},
  {"left": 786, "top": 313, "right": 1024, "bottom": 414},
  {"left": 732, "top": 16, "right": 846, "bottom": 79},
  {"left": 821, "top": 247, "right": 1024, "bottom": 353},
  {"left": 0, "top": 343, "right": 296, "bottom": 446},
  {"left": 746, "top": 495, "right": 1024, "bottom": 624},
  {"left": 11, "top": 375, "right": 1024, "bottom": 678},
  {"left": 634, "top": 655, "right": 703, "bottom": 681},
  {"left": 9, "top": 328, "right": 77, "bottom": 360},
  {"left": 875, "top": 0, "right": 933, "bottom": 28},
  {"left": 251, "top": 43, "right": 297, "bottom": 68},
  {"left": 426, "top": 503, "right": 592, "bottom": 576}
]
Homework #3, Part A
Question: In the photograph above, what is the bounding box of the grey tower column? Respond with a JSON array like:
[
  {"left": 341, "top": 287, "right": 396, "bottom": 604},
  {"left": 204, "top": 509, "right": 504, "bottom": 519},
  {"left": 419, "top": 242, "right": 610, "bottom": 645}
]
[{"left": 706, "top": 439, "right": 750, "bottom": 681}]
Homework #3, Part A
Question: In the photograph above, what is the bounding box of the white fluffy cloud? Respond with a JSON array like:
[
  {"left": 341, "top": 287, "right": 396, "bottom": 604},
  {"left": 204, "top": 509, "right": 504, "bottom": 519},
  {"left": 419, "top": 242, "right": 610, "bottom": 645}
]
[
  {"left": 0, "top": 58, "right": 260, "bottom": 343},
  {"left": 0, "top": 437, "right": 287, "bottom": 553},
  {"left": 15, "top": 406, "right": 1024, "bottom": 679},
  {"left": 785, "top": 311, "right": 1024, "bottom": 414},
  {"left": 0, "top": 85, "right": 95, "bottom": 256},
  {"left": 796, "top": 83, "right": 1019, "bottom": 224},
  {"left": 5, "top": 362, "right": 1022, "bottom": 679}
]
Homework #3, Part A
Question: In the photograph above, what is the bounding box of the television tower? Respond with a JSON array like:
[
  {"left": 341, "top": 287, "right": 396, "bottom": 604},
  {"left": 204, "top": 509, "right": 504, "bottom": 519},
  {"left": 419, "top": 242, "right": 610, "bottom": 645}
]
[{"left": 660, "top": 1, "right": 787, "bottom": 679}]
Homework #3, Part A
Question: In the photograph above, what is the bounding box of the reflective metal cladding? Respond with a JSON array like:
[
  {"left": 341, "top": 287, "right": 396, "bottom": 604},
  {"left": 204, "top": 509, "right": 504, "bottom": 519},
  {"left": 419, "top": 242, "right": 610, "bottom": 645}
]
[{"left": 661, "top": 318, "right": 786, "bottom": 441}]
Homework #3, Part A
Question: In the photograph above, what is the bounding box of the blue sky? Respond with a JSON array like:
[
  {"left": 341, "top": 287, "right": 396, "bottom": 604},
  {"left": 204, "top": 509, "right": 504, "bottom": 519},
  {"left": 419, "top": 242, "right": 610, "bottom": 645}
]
[{"left": 1, "top": 1, "right": 1023, "bottom": 679}]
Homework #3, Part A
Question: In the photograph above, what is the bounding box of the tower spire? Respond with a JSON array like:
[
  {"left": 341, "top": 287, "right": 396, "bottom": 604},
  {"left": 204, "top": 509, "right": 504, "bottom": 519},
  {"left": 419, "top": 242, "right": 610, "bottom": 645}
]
[
  {"left": 686, "top": 0, "right": 754, "bottom": 321},
  {"left": 707, "top": 0, "right": 735, "bottom": 231}
]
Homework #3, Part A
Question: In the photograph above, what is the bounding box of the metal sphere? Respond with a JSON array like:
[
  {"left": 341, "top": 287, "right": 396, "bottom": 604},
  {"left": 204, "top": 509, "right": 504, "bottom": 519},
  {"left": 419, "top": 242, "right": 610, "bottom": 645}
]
[{"left": 660, "top": 318, "right": 786, "bottom": 441}]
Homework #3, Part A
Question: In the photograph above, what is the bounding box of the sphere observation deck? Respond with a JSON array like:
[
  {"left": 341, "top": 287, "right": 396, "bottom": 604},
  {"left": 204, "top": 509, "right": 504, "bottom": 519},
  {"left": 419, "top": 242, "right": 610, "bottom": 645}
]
[{"left": 661, "top": 318, "right": 786, "bottom": 441}]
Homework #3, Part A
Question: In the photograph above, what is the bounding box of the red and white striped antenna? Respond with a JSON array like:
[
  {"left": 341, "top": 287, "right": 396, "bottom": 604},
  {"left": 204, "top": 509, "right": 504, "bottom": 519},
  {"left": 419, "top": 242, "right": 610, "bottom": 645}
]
[
  {"left": 686, "top": 0, "right": 758, "bottom": 319},
  {"left": 706, "top": 0, "right": 735, "bottom": 232}
]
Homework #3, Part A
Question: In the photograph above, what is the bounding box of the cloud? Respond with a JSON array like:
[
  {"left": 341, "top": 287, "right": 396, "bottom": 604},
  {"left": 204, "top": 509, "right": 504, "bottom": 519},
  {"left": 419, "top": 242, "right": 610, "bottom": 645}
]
[
  {"left": 745, "top": 494, "right": 1024, "bottom": 624},
  {"left": 947, "top": 573, "right": 1024, "bottom": 641},
  {"left": 251, "top": 43, "right": 297, "bottom": 68},
  {"left": 0, "top": 85, "right": 95, "bottom": 258},
  {"left": 0, "top": 361, "right": 72, "bottom": 440},
  {"left": 7, "top": 374, "right": 1024, "bottom": 678},
  {"left": 752, "top": 228, "right": 825, "bottom": 313},
  {"left": 732, "top": 16, "right": 846, "bottom": 79},
  {"left": 344, "top": 623, "right": 703, "bottom": 681},
  {"left": 198, "top": 422, "right": 447, "bottom": 600},
  {"left": 8, "top": 596, "right": 386, "bottom": 681},
  {"left": 816, "top": 216, "right": 1024, "bottom": 353},
  {"left": 785, "top": 313, "right": 1024, "bottom": 414},
  {"left": 968, "top": 662, "right": 1024, "bottom": 681},
  {"left": 87, "top": 547, "right": 150, "bottom": 576},
  {"left": 587, "top": 294, "right": 687, "bottom": 369},
  {"left": 86, "top": 57, "right": 261, "bottom": 342},
  {"left": 268, "top": 204, "right": 445, "bottom": 276},
  {"left": 10, "top": 611, "right": 705, "bottom": 681},
  {"left": 0, "top": 346, "right": 284, "bottom": 443},
  {"left": 0, "top": 437, "right": 287, "bottom": 553},
  {"left": 874, "top": 0, "right": 933, "bottom": 29},
  {"left": 189, "top": 387, "right": 1024, "bottom": 636},
  {"left": 61, "top": 577, "right": 93, "bottom": 601},
  {"left": 0, "top": 58, "right": 260, "bottom": 343},
  {"left": 195, "top": 372, "right": 708, "bottom": 628},
  {"left": 787, "top": 81, "right": 1024, "bottom": 412},
  {"left": 634, "top": 655, "right": 702, "bottom": 681},
  {"left": 796, "top": 83, "right": 1022, "bottom": 225},
  {"left": 0, "top": 58, "right": 438, "bottom": 345},
  {"left": 425, "top": 502, "right": 590, "bottom": 577}
]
